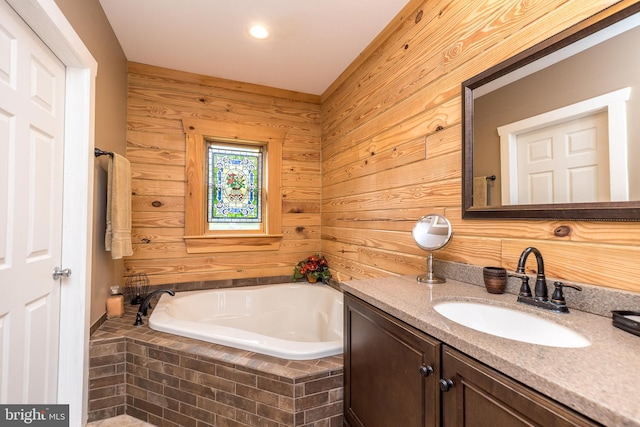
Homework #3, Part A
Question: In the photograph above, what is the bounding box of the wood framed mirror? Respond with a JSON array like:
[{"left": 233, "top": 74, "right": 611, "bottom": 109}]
[{"left": 462, "top": 2, "right": 640, "bottom": 221}]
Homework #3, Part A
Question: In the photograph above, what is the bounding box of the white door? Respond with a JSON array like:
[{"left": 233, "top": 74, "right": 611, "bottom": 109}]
[
  {"left": 0, "top": 0, "right": 66, "bottom": 403},
  {"left": 516, "top": 111, "right": 609, "bottom": 204}
]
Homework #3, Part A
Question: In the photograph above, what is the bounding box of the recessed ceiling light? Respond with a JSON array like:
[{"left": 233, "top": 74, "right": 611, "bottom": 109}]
[{"left": 249, "top": 24, "right": 269, "bottom": 40}]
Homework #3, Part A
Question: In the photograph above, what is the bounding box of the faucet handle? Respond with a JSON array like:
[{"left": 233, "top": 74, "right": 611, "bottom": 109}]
[
  {"left": 509, "top": 273, "right": 532, "bottom": 298},
  {"left": 551, "top": 281, "right": 582, "bottom": 305},
  {"left": 134, "top": 312, "right": 144, "bottom": 326}
]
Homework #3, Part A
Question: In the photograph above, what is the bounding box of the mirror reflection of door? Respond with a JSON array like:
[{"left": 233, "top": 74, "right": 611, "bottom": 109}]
[
  {"left": 497, "top": 88, "right": 630, "bottom": 206},
  {"left": 515, "top": 111, "right": 609, "bottom": 204}
]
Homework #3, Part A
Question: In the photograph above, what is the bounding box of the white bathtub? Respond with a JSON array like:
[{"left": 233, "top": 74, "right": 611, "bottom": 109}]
[{"left": 148, "top": 283, "right": 344, "bottom": 360}]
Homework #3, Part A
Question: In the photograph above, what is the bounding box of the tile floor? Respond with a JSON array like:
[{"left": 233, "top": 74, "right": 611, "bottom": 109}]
[{"left": 86, "top": 415, "right": 156, "bottom": 427}]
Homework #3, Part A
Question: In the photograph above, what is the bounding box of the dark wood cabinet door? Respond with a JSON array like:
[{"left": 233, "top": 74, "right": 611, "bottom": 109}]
[
  {"left": 441, "top": 346, "right": 601, "bottom": 427},
  {"left": 344, "top": 294, "right": 440, "bottom": 427}
]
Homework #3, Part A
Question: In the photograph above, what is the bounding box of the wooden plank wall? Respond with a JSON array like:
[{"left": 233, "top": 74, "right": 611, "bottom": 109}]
[
  {"left": 125, "top": 63, "right": 322, "bottom": 285},
  {"left": 321, "top": 0, "right": 640, "bottom": 293}
]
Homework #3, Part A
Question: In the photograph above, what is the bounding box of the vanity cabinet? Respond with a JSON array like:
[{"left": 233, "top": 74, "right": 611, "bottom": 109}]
[
  {"left": 344, "top": 293, "right": 600, "bottom": 427},
  {"left": 440, "top": 346, "right": 599, "bottom": 427},
  {"left": 344, "top": 293, "right": 441, "bottom": 427}
]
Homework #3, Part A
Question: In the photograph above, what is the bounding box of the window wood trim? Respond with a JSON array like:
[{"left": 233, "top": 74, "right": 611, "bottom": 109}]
[{"left": 182, "top": 118, "right": 283, "bottom": 253}]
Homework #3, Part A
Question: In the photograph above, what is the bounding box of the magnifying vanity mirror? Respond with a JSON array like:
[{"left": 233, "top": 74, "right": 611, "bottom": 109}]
[
  {"left": 412, "top": 214, "right": 453, "bottom": 284},
  {"left": 462, "top": 2, "right": 640, "bottom": 220}
]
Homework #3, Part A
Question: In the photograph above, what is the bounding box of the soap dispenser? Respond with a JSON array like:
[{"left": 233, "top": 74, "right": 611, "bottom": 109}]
[{"left": 106, "top": 286, "right": 125, "bottom": 319}]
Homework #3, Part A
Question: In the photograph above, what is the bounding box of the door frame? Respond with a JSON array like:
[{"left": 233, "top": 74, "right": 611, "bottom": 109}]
[{"left": 6, "top": 0, "right": 97, "bottom": 424}]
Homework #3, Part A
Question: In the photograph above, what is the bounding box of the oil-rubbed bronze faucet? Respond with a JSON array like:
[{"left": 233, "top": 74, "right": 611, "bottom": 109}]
[
  {"left": 134, "top": 289, "right": 175, "bottom": 326},
  {"left": 516, "top": 247, "right": 547, "bottom": 301},
  {"left": 512, "top": 247, "right": 581, "bottom": 313}
]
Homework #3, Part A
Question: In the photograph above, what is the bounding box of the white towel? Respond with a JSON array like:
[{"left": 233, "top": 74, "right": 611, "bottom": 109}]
[
  {"left": 105, "top": 153, "right": 133, "bottom": 259},
  {"left": 473, "top": 177, "right": 488, "bottom": 207}
]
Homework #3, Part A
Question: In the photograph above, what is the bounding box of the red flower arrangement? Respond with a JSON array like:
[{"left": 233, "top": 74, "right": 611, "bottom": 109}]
[{"left": 293, "top": 254, "right": 331, "bottom": 283}]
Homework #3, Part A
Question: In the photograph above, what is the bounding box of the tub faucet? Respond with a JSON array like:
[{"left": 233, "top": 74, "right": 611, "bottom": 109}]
[
  {"left": 512, "top": 247, "right": 581, "bottom": 313},
  {"left": 134, "top": 289, "right": 175, "bottom": 326}
]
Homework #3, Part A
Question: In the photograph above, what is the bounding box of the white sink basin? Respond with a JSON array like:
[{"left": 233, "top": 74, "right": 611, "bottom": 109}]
[{"left": 433, "top": 301, "right": 590, "bottom": 348}]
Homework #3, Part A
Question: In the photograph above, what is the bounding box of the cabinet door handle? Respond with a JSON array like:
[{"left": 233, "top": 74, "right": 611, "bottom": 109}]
[
  {"left": 439, "top": 378, "right": 454, "bottom": 392},
  {"left": 418, "top": 364, "right": 434, "bottom": 377}
]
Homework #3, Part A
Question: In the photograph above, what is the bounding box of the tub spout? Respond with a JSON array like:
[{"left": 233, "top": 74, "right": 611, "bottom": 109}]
[{"left": 134, "top": 289, "right": 175, "bottom": 326}]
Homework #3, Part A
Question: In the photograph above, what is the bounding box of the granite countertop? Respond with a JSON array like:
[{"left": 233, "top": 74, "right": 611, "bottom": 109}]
[{"left": 341, "top": 275, "right": 640, "bottom": 427}]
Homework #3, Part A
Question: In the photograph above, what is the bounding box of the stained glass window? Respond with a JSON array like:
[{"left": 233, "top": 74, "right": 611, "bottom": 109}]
[{"left": 207, "top": 142, "right": 263, "bottom": 230}]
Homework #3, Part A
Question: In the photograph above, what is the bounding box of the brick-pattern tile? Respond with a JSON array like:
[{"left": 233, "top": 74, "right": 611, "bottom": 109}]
[
  {"left": 88, "top": 339, "right": 126, "bottom": 421},
  {"left": 88, "top": 281, "right": 344, "bottom": 426},
  {"left": 294, "top": 372, "right": 343, "bottom": 426}
]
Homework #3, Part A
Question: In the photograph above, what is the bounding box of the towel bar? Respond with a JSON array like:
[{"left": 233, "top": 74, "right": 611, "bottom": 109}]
[{"left": 94, "top": 148, "right": 113, "bottom": 157}]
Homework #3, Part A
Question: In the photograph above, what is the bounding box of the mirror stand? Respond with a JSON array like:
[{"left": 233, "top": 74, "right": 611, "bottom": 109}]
[
  {"left": 412, "top": 214, "right": 453, "bottom": 284},
  {"left": 417, "top": 251, "right": 445, "bottom": 284}
]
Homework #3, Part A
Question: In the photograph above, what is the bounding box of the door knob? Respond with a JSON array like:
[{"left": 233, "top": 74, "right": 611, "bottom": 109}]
[{"left": 53, "top": 267, "right": 72, "bottom": 280}]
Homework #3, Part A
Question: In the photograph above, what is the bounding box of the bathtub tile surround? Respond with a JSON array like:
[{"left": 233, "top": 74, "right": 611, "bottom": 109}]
[
  {"left": 88, "top": 339, "right": 126, "bottom": 420},
  {"left": 141, "top": 275, "right": 294, "bottom": 300},
  {"left": 89, "top": 308, "right": 343, "bottom": 426}
]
